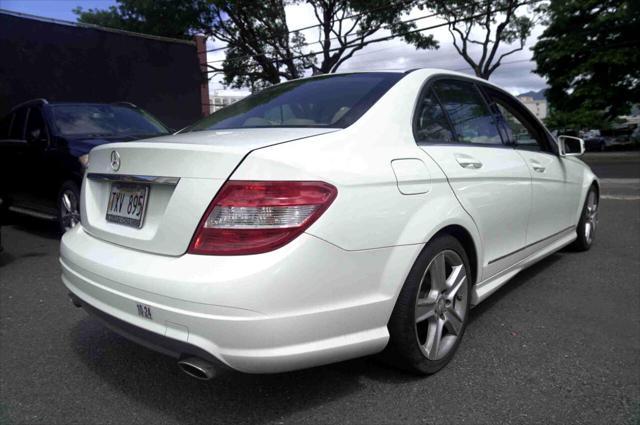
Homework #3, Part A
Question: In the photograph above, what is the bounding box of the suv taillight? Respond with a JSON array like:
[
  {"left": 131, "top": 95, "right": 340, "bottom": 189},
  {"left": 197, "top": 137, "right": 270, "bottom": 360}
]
[{"left": 188, "top": 180, "right": 337, "bottom": 255}]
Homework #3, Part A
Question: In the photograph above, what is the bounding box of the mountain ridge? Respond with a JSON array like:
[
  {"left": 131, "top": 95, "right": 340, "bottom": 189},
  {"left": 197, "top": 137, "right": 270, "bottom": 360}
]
[{"left": 517, "top": 89, "right": 547, "bottom": 100}]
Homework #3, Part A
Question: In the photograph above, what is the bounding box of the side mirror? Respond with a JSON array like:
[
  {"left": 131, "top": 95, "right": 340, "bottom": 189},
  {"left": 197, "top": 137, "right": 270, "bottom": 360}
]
[{"left": 558, "top": 135, "right": 585, "bottom": 157}]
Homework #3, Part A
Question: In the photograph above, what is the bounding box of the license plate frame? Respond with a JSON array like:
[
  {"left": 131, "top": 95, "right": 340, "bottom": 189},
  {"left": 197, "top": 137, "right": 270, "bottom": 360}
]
[{"left": 105, "top": 182, "right": 149, "bottom": 229}]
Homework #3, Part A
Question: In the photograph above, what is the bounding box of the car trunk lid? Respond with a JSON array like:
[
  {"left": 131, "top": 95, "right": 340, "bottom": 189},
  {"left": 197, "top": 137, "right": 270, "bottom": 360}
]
[{"left": 80, "top": 128, "right": 336, "bottom": 256}]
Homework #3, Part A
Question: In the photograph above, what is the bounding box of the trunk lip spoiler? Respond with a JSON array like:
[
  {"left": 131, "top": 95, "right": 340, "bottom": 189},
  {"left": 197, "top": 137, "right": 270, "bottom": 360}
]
[{"left": 87, "top": 173, "right": 180, "bottom": 186}]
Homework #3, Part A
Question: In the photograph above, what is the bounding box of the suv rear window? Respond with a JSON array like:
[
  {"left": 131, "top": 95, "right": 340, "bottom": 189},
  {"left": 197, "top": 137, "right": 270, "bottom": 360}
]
[
  {"left": 185, "top": 73, "right": 404, "bottom": 132},
  {"left": 49, "top": 104, "right": 169, "bottom": 137}
]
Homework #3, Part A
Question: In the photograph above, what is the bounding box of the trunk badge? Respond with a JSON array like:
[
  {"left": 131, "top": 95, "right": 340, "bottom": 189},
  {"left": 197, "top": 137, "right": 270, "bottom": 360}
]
[{"left": 110, "top": 150, "right": 121, "bottom": 171}]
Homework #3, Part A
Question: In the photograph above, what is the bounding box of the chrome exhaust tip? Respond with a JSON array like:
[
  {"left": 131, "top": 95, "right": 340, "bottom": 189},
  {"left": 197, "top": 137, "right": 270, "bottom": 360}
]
[{"left": 177, "top": 357, "right": 216, "bottom": 380}]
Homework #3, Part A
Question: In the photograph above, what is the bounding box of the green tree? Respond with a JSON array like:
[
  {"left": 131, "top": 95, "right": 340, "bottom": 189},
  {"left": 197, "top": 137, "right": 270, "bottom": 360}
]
[
  {"left": 206, "top": 0, "right": 312, "bottom": 90},
  {"left": 542, "top": 109, "right": 612, "bottom": 132},
  {"left": 410, "top": 0, "right": 537, "bottom": 79},
  {"left": 74, "top": 0, "right": 309, "bottom": 89},
  {"left": 210, "top": 0, "right": 436, "bottom": 87},
  {"left": 305, "top": 0, "right": 437, "bottom": 74},
  {"left": 533, "top": 0, "right": 640, "bottom": 128},
  {"left": 74, "top": 0, "right": 212, "bottom": 40},
  {"left": 73, "top": 0, "right": 436, "bottom": 89}
]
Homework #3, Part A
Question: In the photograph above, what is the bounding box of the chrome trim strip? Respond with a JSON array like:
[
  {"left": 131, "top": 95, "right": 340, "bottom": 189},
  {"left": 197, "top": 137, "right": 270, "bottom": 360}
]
[
  {"left": 87, "top": 173, "right": 180, "bottom": 186},
  {"left": 488, "top": 225, "right": 576, "bottom": 265}
]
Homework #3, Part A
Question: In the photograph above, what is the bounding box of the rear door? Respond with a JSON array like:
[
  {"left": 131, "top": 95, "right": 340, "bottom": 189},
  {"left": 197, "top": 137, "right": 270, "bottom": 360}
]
[
  {"left": 482, "top": 86, "right": 577, "bottom": 245},
  {"left": 416, "top": 78, "right": 532, "bottom": 277},
  {"left": 23, "top": 106, "right": 58, "bottom": 211},
  {"left": 0, "top": 107, "right": 30, "bottom": 207}
]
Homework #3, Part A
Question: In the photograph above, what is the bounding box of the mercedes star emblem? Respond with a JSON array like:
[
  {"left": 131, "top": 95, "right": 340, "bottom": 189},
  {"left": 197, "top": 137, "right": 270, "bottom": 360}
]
[{"left": 110, "top": 150, "right": 121, "bottom": 171}]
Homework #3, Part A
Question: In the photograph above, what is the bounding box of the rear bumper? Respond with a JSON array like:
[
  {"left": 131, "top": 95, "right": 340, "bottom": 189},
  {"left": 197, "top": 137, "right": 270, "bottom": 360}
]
[
  {"left": 68, "top": 291, "right": 228, "bottom": 369},
  {"left": 61, "top": 226, "right": 417, "bottom": 373}
]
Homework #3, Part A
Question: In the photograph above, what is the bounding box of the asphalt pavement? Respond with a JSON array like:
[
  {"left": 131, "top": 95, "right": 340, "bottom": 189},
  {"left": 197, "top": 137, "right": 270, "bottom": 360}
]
[{"left": 1, "top": 152, "right": 639, "bottom": 425}]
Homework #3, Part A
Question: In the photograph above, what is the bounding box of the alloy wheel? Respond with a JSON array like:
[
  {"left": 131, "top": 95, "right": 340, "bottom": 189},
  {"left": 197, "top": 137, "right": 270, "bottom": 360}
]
[
  {"left": 60, "top": 189, "right": 80, "bottom": 232},
  {"left": 584, "top": 191, "right": 598, "bottom": 244},
  {"left": 414, "top": 250, "right": 468, "bottom": 361}
]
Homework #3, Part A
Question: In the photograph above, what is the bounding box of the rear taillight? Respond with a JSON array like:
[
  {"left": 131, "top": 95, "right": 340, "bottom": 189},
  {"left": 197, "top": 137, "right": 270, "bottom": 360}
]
[{"left": 188, "top": 181, "right": 337, "bottom": 255}]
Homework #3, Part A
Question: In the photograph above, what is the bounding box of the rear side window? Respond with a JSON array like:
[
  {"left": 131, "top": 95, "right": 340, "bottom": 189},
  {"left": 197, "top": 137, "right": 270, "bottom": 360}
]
[
  {"left": 9, "top": 107, "right": 27, "bottom": 140},
  {"left": 185, "top": 72, "right": 404, "bottom": 132},
  {"left": 495, "top": 103, "right": 540, "bottom": 150},
  {"left": 432, "top": 80, "right": 502, "bottom": 145},
  {"left": 414, "top": 89, "right": 455, "bottom": 144},
  {"left": 25, "top": 107, "right": 48, "bottom": 145},
  {"left": 483, "top": 86, "right": 552, "bottom": 153}
]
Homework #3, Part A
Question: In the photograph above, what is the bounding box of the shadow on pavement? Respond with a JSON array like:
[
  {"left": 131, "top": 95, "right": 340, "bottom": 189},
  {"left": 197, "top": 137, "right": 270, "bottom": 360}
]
[
  {"left": 66, "top": 251, "right": 576, "bottom": 424},
  {"left": 1, "top": 213, "right": 61, "bottom": 241},
  {"left": 69, "top": 317, "right": 421, "bottom": 425},
  {"left": 469, "top": 252, "right": 564, "bottom": 321},
  {"left": 0, "top": 251, "right": 15, "bottom": 267}
]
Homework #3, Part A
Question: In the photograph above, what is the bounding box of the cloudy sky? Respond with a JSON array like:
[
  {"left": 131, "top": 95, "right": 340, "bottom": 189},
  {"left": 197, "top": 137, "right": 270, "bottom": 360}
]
[
  {"left": 207, "top": 2, "right": 548, "bottom": 97},
  {"left": 3, "top": 0, "right": 548, "bottom": 96}
]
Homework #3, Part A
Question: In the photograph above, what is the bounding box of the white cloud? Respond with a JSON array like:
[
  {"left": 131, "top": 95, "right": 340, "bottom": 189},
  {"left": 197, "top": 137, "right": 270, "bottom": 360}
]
[{"left": 207, "top": 3, "right": 548, "bottom": 96}]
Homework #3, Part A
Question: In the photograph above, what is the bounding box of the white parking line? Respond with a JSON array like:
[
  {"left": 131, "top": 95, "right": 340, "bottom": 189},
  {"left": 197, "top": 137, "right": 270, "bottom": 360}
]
[
  {"left": 599, "top": 178, "right": 640, "bottom": 185},
  {"left": 601, "top": 195, "right": 640, "bottom": 201},
  {"left": 598, "top": 178, "right": 640, "bottom": 200}
]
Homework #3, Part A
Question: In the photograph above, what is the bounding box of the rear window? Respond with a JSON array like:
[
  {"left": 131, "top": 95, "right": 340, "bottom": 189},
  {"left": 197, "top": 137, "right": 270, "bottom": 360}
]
[{"left": 185, "top": 73, "right": 404, "bottom": 132}]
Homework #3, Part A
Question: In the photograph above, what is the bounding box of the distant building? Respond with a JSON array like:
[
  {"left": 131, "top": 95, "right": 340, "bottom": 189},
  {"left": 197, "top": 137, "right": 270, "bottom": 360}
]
[
  {"left": 210, "top": 91, "right": 248, "bottom": 113},
  {"left": 517, "top": 95, "right": 548, "bottom": 120}
]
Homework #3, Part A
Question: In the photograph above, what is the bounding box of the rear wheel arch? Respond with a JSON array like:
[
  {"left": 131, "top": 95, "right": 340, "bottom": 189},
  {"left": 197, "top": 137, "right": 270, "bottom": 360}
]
[
  {"left": 431, "top": 225, "right": 478, "bottom": 287},
  {"left": 383, "top": 229, "right": 474, "bottom": 374},
  {"left": 388, "top": 223, "right": 480, "bottom": 314}
]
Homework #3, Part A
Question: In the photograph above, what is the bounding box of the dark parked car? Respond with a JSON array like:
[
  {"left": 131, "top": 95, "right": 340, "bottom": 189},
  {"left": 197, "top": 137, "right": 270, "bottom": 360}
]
[
  {"left": 0, "top": 99, "right": 170, "bottom": 233},
  {"left": 584, "top": 136, "right": 607, "bottom": 152}
]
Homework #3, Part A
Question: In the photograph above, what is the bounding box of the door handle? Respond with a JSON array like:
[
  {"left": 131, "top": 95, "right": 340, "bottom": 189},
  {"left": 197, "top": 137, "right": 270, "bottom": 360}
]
[
  {"left": 530, "top": 160, "right": 546, "bottom": 173},
  {"left": 455, "top": 154, "right": 483, "bottom": 169}
]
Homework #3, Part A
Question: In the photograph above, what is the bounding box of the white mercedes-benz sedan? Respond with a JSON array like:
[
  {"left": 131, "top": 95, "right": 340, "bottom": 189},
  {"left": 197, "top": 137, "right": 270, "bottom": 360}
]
[{"left": 60, "top": 69, "right": 599, "bottom": 379}]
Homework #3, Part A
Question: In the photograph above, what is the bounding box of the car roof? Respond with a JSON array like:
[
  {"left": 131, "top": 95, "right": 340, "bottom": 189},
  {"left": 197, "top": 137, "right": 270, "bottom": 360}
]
[
  {"left": 301, "top": 68, "right": 507, "bottom": 91},
  {"left": 394, "top": 68, "right": 507, "bottom": 90}
]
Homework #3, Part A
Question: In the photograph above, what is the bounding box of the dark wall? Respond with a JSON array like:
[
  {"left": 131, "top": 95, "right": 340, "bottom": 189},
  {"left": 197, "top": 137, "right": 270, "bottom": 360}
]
[{"left": 0, "top": 13, "right": 202, "bottom": 129}]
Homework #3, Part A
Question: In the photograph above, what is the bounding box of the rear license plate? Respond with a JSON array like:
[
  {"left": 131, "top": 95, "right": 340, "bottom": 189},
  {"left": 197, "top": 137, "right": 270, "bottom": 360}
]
[{"left": 106, "top": 183, "right": 149, "bottom": 228}]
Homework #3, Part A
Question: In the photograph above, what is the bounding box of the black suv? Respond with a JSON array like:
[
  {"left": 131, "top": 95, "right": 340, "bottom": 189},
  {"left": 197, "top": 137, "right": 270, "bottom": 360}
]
[{"left": 0, "top": 99, "right": 170, "bottom": 233}]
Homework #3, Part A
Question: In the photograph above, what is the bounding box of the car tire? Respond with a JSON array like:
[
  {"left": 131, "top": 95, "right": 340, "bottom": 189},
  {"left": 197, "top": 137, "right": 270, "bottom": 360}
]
[
  {"left": 383, "top": 234, "right": 472, "bottom": 375},
  {"left": 570, "top": 186, "right": 599, "bottom": 251},
  {"left": 57, "top": 180, "right": 81, "bottom": 234}
]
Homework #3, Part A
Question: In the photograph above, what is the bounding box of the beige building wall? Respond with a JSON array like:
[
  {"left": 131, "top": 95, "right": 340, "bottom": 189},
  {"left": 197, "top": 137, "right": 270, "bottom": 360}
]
[
  {"left": 210, "top": 91, "right": 248, "bottom": 113},
  {"left": 517, "top": 95, "right": 548, "bottom": 120}
]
